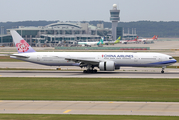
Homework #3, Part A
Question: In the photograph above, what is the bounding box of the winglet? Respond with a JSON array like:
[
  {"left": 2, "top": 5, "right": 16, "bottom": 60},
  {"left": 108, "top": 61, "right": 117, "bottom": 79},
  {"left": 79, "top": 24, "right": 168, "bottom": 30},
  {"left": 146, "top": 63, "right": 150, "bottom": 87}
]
[{"left": 10, "top": 30, "right": 36, "bottom": 53}]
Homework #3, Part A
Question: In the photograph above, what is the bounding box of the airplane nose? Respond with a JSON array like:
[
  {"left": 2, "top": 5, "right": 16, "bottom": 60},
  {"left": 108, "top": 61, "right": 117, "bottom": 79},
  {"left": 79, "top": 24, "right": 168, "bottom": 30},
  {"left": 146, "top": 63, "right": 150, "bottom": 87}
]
[{"left": 173, "top": 59, "right": 177, "bottom": 63}]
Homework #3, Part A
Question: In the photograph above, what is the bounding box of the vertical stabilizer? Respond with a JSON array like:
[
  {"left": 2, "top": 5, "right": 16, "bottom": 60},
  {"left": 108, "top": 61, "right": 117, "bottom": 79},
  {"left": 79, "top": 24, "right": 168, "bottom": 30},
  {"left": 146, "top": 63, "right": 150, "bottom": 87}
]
[
  {"left": 97, "top": 37, "right": 104, "bottom": 45},
  {"left": 152, "top": 35, "right": 156, "bottom": 40},
  {"left": 10, "top": 30, "right": 36, "bottom": 53},
  {"left": 114, "top": 36, "right": 121, "bottom": 43},
  {"left": 155, "top": 35, "right": 158, "bottom": 40}
]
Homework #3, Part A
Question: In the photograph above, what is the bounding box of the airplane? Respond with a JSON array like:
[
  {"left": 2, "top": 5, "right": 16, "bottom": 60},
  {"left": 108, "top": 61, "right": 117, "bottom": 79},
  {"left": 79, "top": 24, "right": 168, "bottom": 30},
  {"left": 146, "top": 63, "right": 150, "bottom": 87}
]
[
  {"left": 103, "top": 36, "right": 121, "bottom": 45},
  {"left": 120, "top": 36, "right": 138, "bottom": 44},
  {"left": 154, "top": 35, "right": 158, "bottom": 40},
  {"left": 78, "top": 38, "right": 103, "bottom": 47},
  {"left": 138, "top": 35, "right": 158, "bottom": 42},
  {"left": 10, "top": 30, "right": 176, "bottom": 74}
]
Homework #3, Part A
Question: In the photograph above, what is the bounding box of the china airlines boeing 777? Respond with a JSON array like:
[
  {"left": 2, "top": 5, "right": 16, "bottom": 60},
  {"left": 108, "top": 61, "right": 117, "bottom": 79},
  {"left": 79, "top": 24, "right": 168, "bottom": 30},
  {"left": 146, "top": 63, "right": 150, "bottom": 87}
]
[{"left": 10, "top": 30, "right": 176, "bottom": 73}]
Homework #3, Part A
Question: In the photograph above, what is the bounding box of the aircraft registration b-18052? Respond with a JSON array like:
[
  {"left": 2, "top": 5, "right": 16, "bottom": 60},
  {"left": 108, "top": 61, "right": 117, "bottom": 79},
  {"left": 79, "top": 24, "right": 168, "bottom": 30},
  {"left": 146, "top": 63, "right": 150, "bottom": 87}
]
[{"left": 10, "top": 30, "right": 176, "bottom": 73}]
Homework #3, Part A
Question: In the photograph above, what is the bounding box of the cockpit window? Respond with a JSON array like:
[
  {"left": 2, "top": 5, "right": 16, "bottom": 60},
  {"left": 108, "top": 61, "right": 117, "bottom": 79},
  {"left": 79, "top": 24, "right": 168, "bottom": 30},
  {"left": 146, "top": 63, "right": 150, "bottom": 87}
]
[{"left": 169, "top": 57, "right": 173, "bottom": 59}]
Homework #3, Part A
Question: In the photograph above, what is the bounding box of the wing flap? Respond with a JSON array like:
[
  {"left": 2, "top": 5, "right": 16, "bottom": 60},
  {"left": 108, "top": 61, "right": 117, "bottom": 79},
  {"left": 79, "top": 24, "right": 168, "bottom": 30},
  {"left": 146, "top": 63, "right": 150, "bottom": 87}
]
[{"left": 54, "top": 56, "right": 100, "bottom": 65}]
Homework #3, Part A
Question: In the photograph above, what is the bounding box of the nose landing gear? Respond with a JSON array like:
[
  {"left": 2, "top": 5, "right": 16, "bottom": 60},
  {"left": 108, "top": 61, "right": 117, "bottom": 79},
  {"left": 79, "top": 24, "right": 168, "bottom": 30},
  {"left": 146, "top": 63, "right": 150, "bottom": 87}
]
[{"left": 161, "top": 66, "right": 166, "bottom": 73}]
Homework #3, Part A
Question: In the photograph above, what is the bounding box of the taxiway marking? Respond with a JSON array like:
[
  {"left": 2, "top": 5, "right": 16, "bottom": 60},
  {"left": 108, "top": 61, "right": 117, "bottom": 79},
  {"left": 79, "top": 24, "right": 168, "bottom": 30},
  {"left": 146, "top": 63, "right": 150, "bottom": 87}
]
[{"left": 63, "top": 110, "right": 71, "bottom": 113}]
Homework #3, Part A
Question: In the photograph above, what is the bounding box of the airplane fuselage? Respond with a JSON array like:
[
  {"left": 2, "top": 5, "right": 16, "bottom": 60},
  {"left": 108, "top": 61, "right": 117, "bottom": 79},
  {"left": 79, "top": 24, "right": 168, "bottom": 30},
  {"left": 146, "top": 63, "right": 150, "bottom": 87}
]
[
  {"left": 10, "top": 52, "right": 176, "bottom": 68},
  {"left": 78, "top": 42, "right": 99, "bottom": 46}
]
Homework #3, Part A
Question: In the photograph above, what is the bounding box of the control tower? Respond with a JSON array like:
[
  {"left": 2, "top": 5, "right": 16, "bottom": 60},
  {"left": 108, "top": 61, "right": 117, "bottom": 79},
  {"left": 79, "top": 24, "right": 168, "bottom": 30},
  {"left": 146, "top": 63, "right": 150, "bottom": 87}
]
[{"left": 110, "top": 4, "right": 120, "bottom": 40}]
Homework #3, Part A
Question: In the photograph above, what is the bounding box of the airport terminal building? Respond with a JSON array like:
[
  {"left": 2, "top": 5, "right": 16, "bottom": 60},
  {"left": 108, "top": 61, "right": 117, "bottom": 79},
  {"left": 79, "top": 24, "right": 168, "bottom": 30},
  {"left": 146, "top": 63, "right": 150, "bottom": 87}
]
[
  {"left": 0, "top": 22, "right": 111, "bottom": 47},
  {"left": 0, "top": 4, "right": 137, "bottom": 47}
]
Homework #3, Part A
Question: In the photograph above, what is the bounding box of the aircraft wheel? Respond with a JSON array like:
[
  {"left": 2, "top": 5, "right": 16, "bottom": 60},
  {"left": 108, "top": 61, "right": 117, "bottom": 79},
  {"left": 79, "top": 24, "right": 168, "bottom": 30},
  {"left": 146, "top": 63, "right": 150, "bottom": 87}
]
[
  {"left": 161, "top": 70, "right": 164, "bottom": 73},
  {"left": 83, "top": 70, "right": 87, "bottom": 73},
  {"left": 86, "top": 69, "right": 91, "bottom": 73}
]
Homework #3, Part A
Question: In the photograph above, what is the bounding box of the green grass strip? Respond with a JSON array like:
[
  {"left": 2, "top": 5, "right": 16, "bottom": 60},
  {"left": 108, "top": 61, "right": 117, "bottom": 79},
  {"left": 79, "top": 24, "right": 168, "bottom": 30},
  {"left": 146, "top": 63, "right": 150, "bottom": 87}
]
[
  {"left": 0, "top": 114, "right": 178, "bottom": 120},
  {"left": 0, "top": 78, "right": 179, "bottom": 102}
]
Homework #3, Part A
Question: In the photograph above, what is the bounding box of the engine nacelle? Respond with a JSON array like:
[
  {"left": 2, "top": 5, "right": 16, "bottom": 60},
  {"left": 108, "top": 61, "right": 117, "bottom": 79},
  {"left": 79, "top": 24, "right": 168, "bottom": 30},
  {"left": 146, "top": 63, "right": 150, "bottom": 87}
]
[{"left": 99, "top": 61, "right": 115, "bottom": 71}]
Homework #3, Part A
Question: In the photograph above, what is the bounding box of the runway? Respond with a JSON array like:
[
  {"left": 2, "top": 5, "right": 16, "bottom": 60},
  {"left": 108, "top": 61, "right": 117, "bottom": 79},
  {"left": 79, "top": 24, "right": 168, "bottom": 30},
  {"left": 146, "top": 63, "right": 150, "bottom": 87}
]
[
  {"left": 0, "top": 62, "right": 179, "bottom": 70},
  {"left": 0, "top": 69, "right": 179, "bottom": 78},
  {"left": 0, "top": 100, "right": 179, "bottom": 116},
  {"left": 0, "top": 62, "right": 179, "bottom": 78}
]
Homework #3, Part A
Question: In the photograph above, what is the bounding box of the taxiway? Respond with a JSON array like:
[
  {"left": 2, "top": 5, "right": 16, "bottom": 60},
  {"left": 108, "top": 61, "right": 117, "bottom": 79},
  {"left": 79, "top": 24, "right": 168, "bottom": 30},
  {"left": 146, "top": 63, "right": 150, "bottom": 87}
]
[
  {"left": 0, "top": 69, "right": 179, "bottom": 78},
  {"left": 0, "top": 100, "right": 179, "bottom": 116}
]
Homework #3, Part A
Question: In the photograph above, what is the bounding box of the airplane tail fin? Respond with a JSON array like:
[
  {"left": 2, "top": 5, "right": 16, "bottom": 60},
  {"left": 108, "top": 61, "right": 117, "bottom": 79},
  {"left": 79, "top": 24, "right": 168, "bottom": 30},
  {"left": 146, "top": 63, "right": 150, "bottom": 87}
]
[
  {"left": 114, "top": 36, "right": 121, "bottom": 43},
  {"left": 155, "top": 35, "right": 158, "bottom": 40},
  {"left": 10, "top": 30, "right": 36, "bottom": 53},
  {"left": 134, "top": 36, "right": 139, "bottom": 41},
  {"left": 152, "top": 35, "right": 156, "bottom": 39},
  {"left": 97, "top": 37, "right": 104, "bottom": 45}
]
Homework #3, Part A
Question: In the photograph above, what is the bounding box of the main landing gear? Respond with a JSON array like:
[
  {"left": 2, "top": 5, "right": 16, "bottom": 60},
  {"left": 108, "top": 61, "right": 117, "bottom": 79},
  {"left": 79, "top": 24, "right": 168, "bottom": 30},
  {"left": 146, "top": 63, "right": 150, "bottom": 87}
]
[
  {"left": 83, "top": 69, "right": 97, "bottom": 73},
  {"left": 161, "top": 66, "right": 166, "bottom": 73},
  {"left": 83, "top": 64, "right": 97, "bottom": 73}
]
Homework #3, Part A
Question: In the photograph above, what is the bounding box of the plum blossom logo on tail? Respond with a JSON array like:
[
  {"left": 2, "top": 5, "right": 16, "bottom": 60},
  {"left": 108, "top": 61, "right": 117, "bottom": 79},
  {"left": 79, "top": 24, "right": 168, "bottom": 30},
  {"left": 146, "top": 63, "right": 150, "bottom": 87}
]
[{"left": 16, "top": 40, "right": 29, "bottom": 52}]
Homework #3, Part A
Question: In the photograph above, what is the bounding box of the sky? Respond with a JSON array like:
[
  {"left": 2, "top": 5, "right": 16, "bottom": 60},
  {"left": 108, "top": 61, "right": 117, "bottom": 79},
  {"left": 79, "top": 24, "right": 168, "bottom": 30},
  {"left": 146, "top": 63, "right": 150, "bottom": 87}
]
[{"left": 0, "top": 0, "right": 179, "bottom": 22}]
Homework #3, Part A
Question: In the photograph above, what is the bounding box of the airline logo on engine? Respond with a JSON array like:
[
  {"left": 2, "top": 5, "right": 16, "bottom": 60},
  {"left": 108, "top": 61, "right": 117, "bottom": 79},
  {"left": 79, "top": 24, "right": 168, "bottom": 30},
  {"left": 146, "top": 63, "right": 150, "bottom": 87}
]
[{"left": 102, "top": 54, "right": 133, "bottom": 58}]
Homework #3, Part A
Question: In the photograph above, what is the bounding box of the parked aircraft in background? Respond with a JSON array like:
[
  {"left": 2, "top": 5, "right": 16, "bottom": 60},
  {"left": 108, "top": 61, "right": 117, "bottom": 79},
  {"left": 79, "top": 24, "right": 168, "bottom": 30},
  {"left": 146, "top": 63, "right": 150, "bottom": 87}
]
[
  {"left": 78, "top": 38, "right": 103, "bottom": 47},
  {"left": 138, "top": 35, "right": 158, "bottom": 42},
  {"left": 10, "top": 30, "right": 176, "bottom": 73},
  {"left": 103, "top": 36, "right": 121, "bottom": 45},
  {"left": 120, "top": 36, "right": 138, "bottom": 44},
  {"left": 154, "top": 35, "right": 158, "bottom": 40}
]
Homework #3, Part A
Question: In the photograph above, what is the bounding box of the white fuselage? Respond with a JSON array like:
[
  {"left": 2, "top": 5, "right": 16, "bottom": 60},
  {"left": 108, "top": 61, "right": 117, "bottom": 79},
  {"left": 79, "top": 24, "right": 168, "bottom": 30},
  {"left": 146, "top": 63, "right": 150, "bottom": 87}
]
[
  {"left": 10, "top": 52, "right": 177, "bottom": 68},
  {"left": 138, "top": 38, "right": 154, "bottom": 42},
  {"left": 78, "top": 41, "right": 99, "bottom": 46}
]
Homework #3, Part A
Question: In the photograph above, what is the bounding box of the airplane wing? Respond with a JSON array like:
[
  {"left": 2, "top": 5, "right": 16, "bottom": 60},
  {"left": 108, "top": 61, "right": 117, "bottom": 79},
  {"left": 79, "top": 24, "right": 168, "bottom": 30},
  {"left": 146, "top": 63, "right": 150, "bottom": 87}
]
[
  {"left": 66, "top": 57, "right": 100, "bottom": 65},
  {"left": 54, "top": 56, "right": 101, "bottom": 66}
]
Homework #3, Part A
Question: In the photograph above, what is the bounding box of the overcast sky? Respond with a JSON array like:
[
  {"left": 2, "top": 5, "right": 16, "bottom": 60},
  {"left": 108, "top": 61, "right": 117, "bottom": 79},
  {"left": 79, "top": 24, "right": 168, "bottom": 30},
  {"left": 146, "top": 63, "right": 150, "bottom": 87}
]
[{"left": 0, "top": 0, "right": 179, "bottom": 22}]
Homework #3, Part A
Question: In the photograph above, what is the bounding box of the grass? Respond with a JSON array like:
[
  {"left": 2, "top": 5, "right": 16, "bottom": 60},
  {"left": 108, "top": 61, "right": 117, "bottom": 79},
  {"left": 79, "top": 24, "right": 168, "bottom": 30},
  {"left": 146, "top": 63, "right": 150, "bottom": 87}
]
[
  {"left": 0, "top": 56, "right": 179, "bottom": 62},
  {"left": 0, "top": 78, "right": 179, "bottom": 102},
  {"left": 0, "top": 114, "right": 178, "bottom": 120}
]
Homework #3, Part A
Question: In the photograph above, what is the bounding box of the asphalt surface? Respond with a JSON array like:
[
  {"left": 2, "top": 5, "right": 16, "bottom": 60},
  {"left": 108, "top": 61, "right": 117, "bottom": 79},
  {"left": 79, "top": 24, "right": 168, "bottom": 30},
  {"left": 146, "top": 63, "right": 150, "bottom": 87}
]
[
  {"left": 0, "top": 61, "right": 179, "bottom": 116},
  {"left": 0, "top": 100, "right": 179, "bottom": 116},
  {"left": 0, "top": 62, "right": 179, "bottom": 69},
  {"left": 0, "top": 62, "right": 179, "bottom": 78},
  {"left": 0, "top": 69, "right": 179, "bottom": 78}
]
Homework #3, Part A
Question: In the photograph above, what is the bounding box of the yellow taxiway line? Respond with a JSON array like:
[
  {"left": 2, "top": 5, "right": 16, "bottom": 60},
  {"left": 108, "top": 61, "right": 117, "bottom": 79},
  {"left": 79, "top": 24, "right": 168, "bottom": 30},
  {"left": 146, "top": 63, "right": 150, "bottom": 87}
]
[{"left": 63, "top": 110, "right": 71, "bottom": 113}]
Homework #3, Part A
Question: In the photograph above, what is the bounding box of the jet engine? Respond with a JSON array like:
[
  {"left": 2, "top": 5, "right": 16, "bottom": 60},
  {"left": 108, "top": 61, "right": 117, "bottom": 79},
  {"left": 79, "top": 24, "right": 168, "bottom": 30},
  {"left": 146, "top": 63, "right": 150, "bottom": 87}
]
[{"left": 99, "top": 61, "right": 115, "bottom": 71}]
